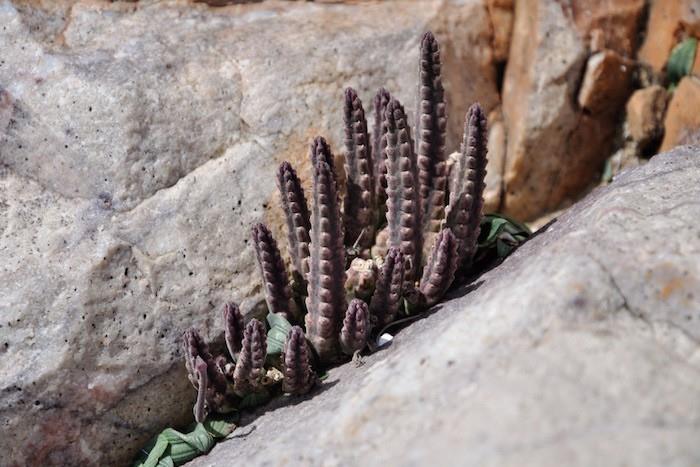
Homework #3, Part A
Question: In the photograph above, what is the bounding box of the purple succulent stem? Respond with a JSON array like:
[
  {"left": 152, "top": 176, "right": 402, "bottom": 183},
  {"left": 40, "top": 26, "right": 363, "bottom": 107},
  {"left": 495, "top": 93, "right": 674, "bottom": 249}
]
[
  {"left": 277, "top": 161, "right": 312, "bottom": 281},
  {"left": 342, "top": 87, "right": 375, "bottom": 249},
  {"left": 384, "top": 98, "right": 422, "bottom": 289},
  {"left": 305, "top": 159, "right": 346, "bottom": 364},
  {"left": 416, "top": 31, "right": 448, "bottom": 234},
  {"left": 419, "top": 228, "right": 459, "bottom": 306},
  {"left": 340, "top": 299, "right": 370, "bottom": 355},
  {"left": 445, "top": 103, "right": 488, "bottom": 267}
]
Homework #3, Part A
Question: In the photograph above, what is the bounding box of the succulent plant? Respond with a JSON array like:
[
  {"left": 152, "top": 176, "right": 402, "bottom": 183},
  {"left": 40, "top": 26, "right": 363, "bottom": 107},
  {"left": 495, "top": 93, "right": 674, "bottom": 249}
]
[
  {"left": 340, "top": 299, "right": 370, "bottom": 355},
  {"left": 282, "top": 326, "right": 315, "bottom": 395},
  {"left": 179, "top": 30, "right": 496, "bottom": 425}
]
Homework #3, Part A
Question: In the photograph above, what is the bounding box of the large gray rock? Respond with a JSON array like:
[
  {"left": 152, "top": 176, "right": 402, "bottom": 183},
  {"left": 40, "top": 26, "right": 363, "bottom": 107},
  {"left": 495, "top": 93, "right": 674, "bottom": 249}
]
[
  {"left": 190, "top": 146, "right": 700, "bottom": 467},
  {"left": 0, "top": 1, "right": 499, "bottom": 465}
]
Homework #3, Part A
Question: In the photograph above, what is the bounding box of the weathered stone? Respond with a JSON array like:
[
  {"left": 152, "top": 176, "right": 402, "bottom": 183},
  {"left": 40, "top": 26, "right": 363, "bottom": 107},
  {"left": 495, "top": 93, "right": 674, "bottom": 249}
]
[
  {"left": 483, "top": 108, "right": 506, "bottom": 212},
  {"left": 0, "top": 1, "right": 499, "bottom": 465},
  {"left": 501, "top": 0, "right": 642, "bottom": 220},
  {"left": 638, "top": 0, "right": 700, "bottom": 73},
  {"left": 571, "top": 0, "right": 646, "bottom": 56},
  {"left": 660, "top": 76, "right": 700, "bottom": 152},
  {"left": 577, "top": 49, "right": 633, "bottom": 114},
  {"left": 189, "top": 146, "right": 700, "bottom": 467},
  {"left": 487, "top": 0, "right": 514, "bottom": 62},
  {"left": 625, "top": 84, "right": 669, "bottom": 146}
]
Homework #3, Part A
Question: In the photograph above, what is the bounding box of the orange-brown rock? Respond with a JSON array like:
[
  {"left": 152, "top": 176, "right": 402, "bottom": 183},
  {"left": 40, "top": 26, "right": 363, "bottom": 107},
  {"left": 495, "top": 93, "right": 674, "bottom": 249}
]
[
  {"left": 578, "top": 49, "right": 634, "bottom": 114},
  {"left": 626, "top": 85, "right": 669, "bottom": 145},
  {"left": 638, "top": 1, "right": 700, "bottom": 72},
  {"left": 572, "top": 0, "right": 646, "bottom": 56},
  {"left": 483, "top": 108, "right": 506, "bottom": 212},
  {"left": 502, "top": 0, "right": 642, "bottom": 220},
  {"left": 487, "top": 0, "right": 514, "bottom": 62},
  {"left": 660, "top": 76, "right": 700, "bottom": 151}
]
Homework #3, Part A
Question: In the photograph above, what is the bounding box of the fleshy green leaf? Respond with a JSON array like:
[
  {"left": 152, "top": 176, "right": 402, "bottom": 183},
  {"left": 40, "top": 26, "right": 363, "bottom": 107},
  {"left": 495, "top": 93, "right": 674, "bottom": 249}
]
[
  {"left": 238, "top": 389, "right": 272, "bottom": 410},
  {"left": 135, "top": 432, "right": 170, "bottom": 467},
  {"left": 266, "top": 312, "right": 292, "bottom": 356},
  {"left": 667, "top": 38, "right": 697, "bottom": 87},
  {"left": 203, "top": 414, "right": 238, "bottom": 438}
]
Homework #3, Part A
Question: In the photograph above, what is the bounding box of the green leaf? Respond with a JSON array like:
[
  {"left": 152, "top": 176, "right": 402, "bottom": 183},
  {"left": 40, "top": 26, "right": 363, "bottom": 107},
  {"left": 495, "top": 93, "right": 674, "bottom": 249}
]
[
  {"left": 667, "top": 38, "right": 697, "bottom": 86},
  {"left": 238, "top": 389, "right": 271, "bottom": 410},
  {"left": 203, "top": 415, "right": 238, "bottom": 438},
  {"left": 156, "top": 458, "right": 175, "bottom": 467},
  {"left": 135, "top": 433, "right": 170, "bottom": 467},
  {"left": 266, "top": 312, "right": 293, "bottom": 356}
]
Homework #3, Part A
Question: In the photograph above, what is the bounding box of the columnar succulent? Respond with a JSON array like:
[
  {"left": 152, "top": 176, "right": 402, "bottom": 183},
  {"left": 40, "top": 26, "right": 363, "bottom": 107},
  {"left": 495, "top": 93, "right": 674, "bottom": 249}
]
[{"left": 182, "top": 30, "right": 490, "bottom": 423}]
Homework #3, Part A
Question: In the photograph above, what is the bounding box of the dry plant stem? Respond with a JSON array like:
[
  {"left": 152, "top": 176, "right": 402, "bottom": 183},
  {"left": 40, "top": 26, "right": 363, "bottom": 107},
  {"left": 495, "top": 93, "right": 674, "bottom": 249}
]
[
  {"left": 343, "top": 87, "right": 375, "bottom": 249},
  {"left": 416, "top": 31, "right": 447, "bottom": 234},
  {"left": 282, "top": 326, "right": 314, "bottom": 395},
  {"left": 369, "top": 247, "right": 404, "bottom": 329},
  {"left": 183, "top": 328, "right": 210, "bottom": 389},
  {"left": 251, "top": 223, "right": 297, "bottom": 321},
  {"left": 233, "top": 319, "right": 267, "bottom": 395},
  {"left": 384, "top": 98, "right": 422, "bottom": 287},
  {"left": 445, "top": 103, "right": 488, "bottom": 265},
  {"left": 372, "top": 87, "right": 392, "bottom": 217},
  {"left": 193, "top": 356, "right": 209, "bottom": 423},
  {"left": 277, "top": 161, "right": 311, "bottom": 279},
  {"left": 223, "top": 302, "right": 245, "bottom": 359},
  {"left": 419, "top": 228, "right": 459, "bottom": 306},
  {"left": 305, "top": 160, "right": 347, "bottom": 365},
  {"left": 340, "top": 299, "right": 370, "bottom": 355}
]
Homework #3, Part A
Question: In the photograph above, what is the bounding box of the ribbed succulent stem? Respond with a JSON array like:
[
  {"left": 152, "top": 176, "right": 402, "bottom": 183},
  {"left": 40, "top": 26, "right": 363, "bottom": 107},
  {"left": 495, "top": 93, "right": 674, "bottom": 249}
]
[
  {"left": 419, "top": 228, "right": 459, "bottom": 306},
  {"left": 282, "top": 326, "right": 314, "bottom": 395},
  {"left": 233, "top": 319, "right": 267, "bottom": 396},
  {"left": 384, "top": 98, "right": 421, "bottom": 287},
  {"left": 445, "top": 103, "right": 488, "bottom": 266},
  {"left": 372, "top": 87, "right": 391, "bottom": 221},
  {"left": 277, "top": 161, "right": 311, "bottom": 281},
  {"left": 251, "top": 223, "right": 298, "bottom": 322},
  {"left": 305, "top": 159, "right": 346, "bottom": 364},
  {"left": 416, "top": 31, "right": 447, "bottom": 234},
  {"left": 310, "top": 136, "right": 337, "bottom": 182},
  {"left": 183, "top": 329, "right": 229, "bottom": 419},
  {"left": 222, "top": 302, "right": 245, "bottom": 360},
  {"left": 369, "top": 247, "right": 405, "bottom": 330},
  {"left": 183, "top": 328, "right": 211, "bottom": 389},
  {"left": 193, "top": 356, "right": 209, "bottom": 423},
  {"left": 343, "top": 87, "right": 375, "bottom": 249},
  {"left": 340, "top": 299, "right": 370, "bottom": 355}
]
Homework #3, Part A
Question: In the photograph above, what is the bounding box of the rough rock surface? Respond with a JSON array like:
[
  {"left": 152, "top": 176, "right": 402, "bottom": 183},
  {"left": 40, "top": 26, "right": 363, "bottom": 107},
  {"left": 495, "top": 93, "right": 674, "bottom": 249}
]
[
  {"left": 660, "top": 76, "right": 700, "bottom": 152},
  {"left": 626, "top": 84, "right": 669, "bottom": 146},
  {"left": 501, "top": 0, "right": 644, "bottom": 220},
  {"left": 190, "top": 146, "right": 700, "bottom": 467},
  {"left": 0, "top": 1, "right": 500, "bottom": 465}
]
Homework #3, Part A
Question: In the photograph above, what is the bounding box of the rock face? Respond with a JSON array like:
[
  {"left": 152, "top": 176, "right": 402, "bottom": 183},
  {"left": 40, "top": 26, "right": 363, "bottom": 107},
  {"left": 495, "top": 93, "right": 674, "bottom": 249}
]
[
  {"left": 190, "top": 146, "right": 700, "bottom": 467},
  {"left": 660, "top": 76, "right": 700, "bottom": 151},
  {"left": 0, "top": 1, "right": 500, "bottom": 465},
  {"left": 626, "top": 84, "right": 669, "bottom": 147},
  {"left": 501, "top": 0, "right": 644, "bottom": 220}
]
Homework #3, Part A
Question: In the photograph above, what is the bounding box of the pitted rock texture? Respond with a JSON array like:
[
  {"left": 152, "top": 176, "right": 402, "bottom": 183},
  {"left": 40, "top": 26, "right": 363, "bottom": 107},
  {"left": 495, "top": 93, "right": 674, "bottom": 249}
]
[
  {"left": 0, "top": 1, "right": 499, "bottom": 465},
  {"left": 189, "top": 146, "right": 700, "bottom": 467}
]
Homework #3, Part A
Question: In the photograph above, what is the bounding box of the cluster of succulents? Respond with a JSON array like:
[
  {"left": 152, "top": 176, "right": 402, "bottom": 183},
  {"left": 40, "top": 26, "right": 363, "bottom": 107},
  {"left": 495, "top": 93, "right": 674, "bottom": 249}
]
[{"left": 182, "top": 31, "right": 490, "bottom": 424}]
